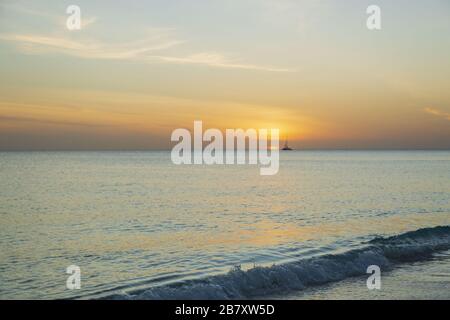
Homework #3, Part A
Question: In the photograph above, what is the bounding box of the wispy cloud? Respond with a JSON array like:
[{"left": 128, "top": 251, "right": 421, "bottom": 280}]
[
  {"left": 0, "top": 1, "right": 292, "bottom": 72},
  {"left": 0, "top": 33, "right": 184, "bottom": 59},
  {"left": 0, "top": 2, "right": 97, "bottom": 30},
  {"left": 0, "top": 115, "right": 114, "bottom": 128},
  {"left": 80, "top": 16, "right": 97, "bottom": 29},
  {"left": 0, "top": 88, "right": 307, "bottom": 133},
  {"left": 424, "top": 107, "right": 450, "bottom": 121},
  {"left": 150, "top": 52, "right": 293, "bottom": 72},
  {"left": 0, "top": 31, "right": 293, "bottom": 72}
]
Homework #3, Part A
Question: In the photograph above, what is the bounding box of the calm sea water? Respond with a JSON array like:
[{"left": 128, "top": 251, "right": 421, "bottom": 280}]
[{"left": 0, "top": 151, "right": 449, "bottom": 299}]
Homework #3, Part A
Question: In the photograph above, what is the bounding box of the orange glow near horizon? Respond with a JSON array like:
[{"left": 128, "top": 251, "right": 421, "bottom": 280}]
[{"left": 0, "top": 1, "right": 449, "bottom": 150}]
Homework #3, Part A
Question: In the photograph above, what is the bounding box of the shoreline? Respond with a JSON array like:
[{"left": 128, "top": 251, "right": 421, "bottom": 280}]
[{"left": 272, "top": 250, "right": 450, "bottom": 300}]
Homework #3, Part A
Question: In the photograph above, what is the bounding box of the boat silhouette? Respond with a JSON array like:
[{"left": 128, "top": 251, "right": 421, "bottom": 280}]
[{"left": 282, "top": 138, "right": 293, "bottom": 151}]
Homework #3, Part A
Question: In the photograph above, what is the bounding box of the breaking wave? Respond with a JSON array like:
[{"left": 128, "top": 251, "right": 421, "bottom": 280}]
[{"left": 103, "top": 225, "right": 450, "bottom": 300}]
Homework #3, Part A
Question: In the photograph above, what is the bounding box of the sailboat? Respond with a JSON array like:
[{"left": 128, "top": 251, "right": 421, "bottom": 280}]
[{"left": 281, "top": 138, "right": 293, "bottom": 151}]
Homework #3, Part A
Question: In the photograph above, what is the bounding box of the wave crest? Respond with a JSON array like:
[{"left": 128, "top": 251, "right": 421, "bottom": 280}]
[{"left": 104, "top": 225, "right": 450, "bottom": 300}]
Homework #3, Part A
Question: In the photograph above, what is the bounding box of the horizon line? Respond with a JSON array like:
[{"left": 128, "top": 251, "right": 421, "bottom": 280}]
[{"left": 1, "top": 148, "right": 449, "bottom": 152}]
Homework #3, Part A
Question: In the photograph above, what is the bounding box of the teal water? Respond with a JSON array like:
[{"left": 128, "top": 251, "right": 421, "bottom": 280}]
[{"left": 0, "top": 151, "right": 449, "bottom": 299}]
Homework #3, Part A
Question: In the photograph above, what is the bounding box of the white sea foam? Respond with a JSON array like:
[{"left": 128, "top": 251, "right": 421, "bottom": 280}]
[{"left": 102, "top": 226, "right": 450, "bottom": 300}]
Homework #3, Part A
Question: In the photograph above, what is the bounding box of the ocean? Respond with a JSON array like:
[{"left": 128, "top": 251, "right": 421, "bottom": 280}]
[{"left": 0, "top": 151, "right": 449, "bottom": 300}]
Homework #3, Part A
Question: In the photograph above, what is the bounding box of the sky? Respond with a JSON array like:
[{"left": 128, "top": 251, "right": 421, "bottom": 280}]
[{"left": 0, "top": 0, "right": 449, "bottom": 150}]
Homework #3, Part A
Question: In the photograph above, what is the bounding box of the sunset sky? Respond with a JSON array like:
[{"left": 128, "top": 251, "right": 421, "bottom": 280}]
[{"left": 0, "top": 0, "right": 449, "bottom": 150}]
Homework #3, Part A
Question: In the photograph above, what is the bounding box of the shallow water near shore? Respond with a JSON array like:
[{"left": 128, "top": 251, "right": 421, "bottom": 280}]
[{"left": 275, "top": 249, "right": 450, "bottom": 300}]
